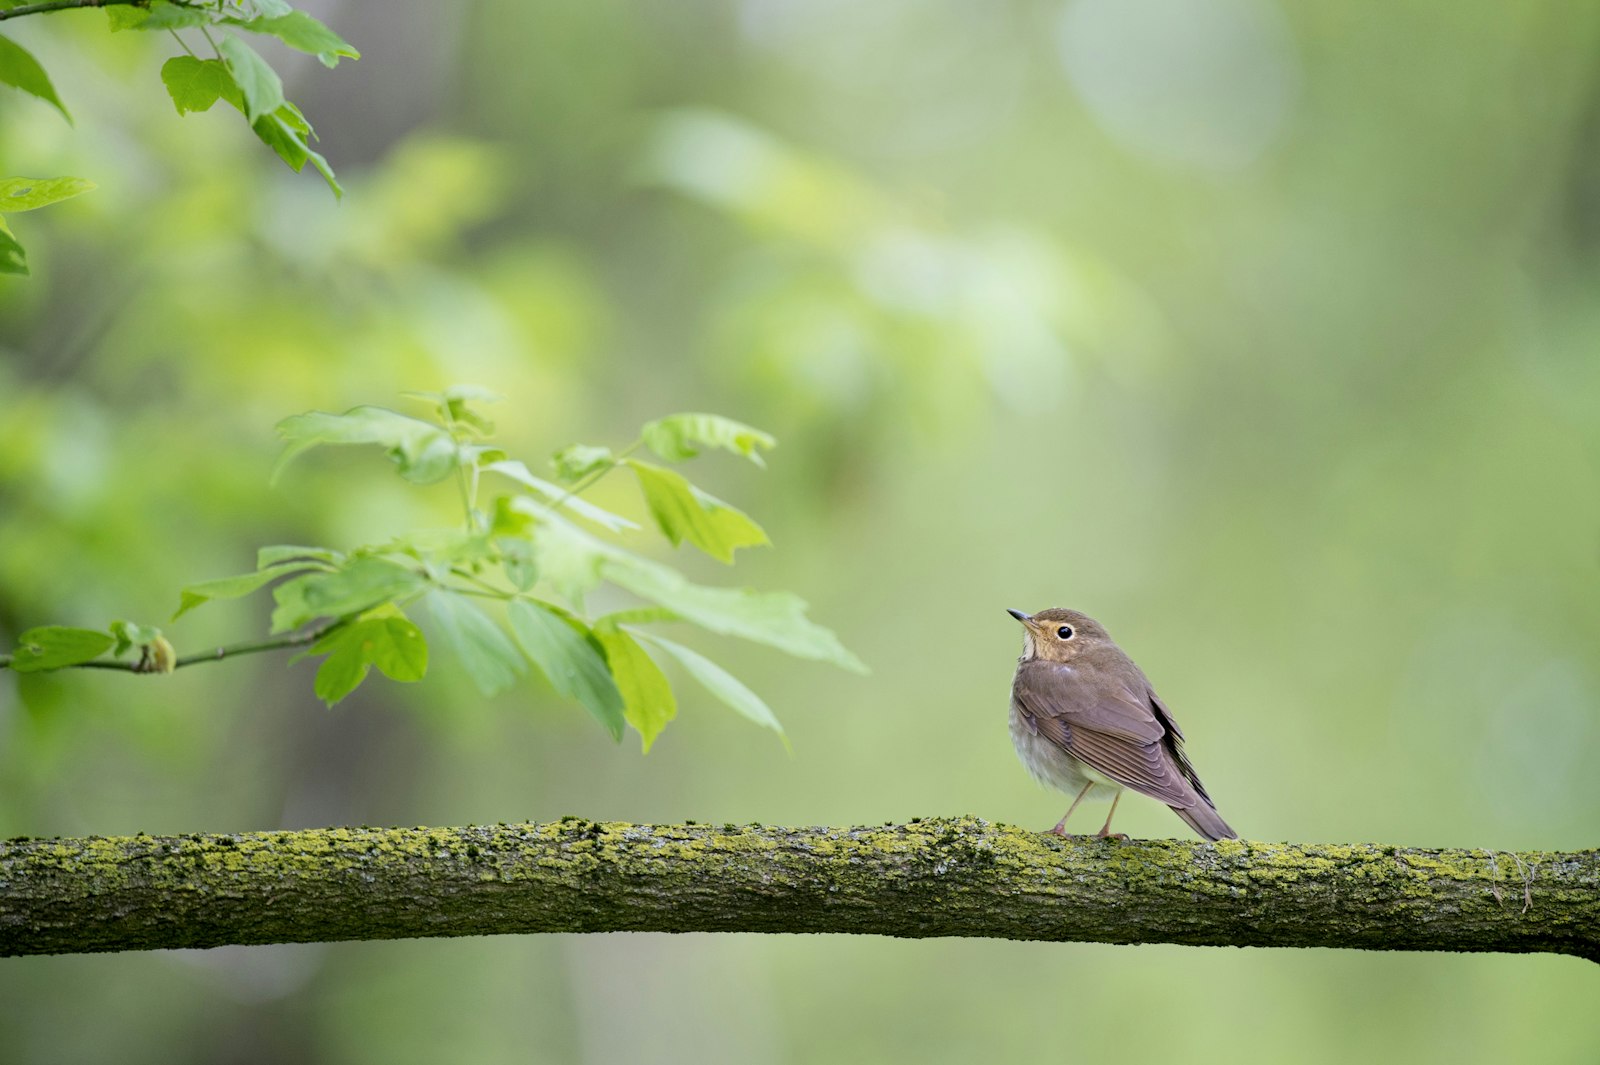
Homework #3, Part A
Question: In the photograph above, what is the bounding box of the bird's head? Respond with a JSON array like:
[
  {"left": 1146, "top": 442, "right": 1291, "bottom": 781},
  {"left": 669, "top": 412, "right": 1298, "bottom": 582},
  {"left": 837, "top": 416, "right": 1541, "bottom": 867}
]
[{"left": 1007, "top": 607, "right": 1109, "bottom": 663}]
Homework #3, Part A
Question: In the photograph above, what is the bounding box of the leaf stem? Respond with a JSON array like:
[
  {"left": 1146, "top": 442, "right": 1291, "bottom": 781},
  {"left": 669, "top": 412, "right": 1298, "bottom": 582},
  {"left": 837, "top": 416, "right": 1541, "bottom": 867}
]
[
  {"left": 447, "top": 569, "right": 513, "bottom": 599},
  {"left": 448, "top": 587, "right": 512, "bottom": 601},
  {"left": 555, "top": 439, "right": 642, "bottom": 508},
  {"left": 168, "top": 27, "right": 199, "bottom": 59},
  {"left": 456, "top": 461, "right": 479, "bottom": 535}
]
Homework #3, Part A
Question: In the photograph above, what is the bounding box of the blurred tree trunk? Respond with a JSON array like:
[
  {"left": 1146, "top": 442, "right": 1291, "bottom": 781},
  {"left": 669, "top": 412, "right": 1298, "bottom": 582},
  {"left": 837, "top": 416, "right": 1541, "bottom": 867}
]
[{"left": 2, "top": 817, "right": 1594, "bottom": 962}]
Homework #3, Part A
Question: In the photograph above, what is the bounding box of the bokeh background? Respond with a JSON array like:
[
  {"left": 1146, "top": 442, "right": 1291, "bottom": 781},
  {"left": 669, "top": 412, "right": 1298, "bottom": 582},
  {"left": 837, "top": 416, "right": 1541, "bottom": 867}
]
[{"left": 4, "top": 0, "right": 1600, "bottom": 1061}]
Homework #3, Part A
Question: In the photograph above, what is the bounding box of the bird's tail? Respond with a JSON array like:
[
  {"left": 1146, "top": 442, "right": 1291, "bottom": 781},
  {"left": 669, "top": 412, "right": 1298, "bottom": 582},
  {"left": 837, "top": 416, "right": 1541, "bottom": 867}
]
[{"left": 1171, "top": 802, "right": 1237, "bottom": 842}]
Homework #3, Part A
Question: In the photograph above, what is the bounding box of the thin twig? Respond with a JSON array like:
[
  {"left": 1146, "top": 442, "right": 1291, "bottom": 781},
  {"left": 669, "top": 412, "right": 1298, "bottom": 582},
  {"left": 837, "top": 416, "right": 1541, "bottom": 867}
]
[
  {"left": 0, "top": 0, "right": 140, "bottom": 23},
  {"left": 0, "top": 622, "right": 343, "bottom": 674},
  {"left": 169, "top": 623, "right": 343, "bottom": 669}
]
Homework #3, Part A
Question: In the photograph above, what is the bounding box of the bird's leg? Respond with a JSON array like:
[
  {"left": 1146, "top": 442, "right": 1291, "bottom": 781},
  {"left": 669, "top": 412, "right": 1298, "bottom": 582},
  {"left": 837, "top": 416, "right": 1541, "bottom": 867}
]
[
  {"left": 1050, "top": 781, "right": 1097, "bottom": 836},
  {"left": 1095, "top": 791, "right": 1128, "bottom": 840}
]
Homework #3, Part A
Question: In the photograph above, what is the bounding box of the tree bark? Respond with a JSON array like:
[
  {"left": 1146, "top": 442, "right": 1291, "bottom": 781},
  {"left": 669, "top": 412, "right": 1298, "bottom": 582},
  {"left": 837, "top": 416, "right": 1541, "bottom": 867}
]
[{"left": 1, "top": 816, "right": 1595, "bottom": 961}]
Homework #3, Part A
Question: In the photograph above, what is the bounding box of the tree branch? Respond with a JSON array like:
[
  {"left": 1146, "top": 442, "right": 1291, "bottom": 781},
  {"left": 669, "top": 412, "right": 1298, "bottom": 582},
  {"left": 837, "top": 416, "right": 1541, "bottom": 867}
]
[
  {"left": 0, "top": 0, "right": 141, "bottom": 23},
  {"left": 1, "top": 817, "right": 1595, "bottom": 961}
]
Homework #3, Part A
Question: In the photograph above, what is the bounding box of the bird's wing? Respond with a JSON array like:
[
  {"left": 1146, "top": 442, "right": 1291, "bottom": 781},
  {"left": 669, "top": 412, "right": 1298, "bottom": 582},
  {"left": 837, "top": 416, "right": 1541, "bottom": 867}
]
[
  {"left": 1013, "top": 658, "right": 1163, "bottom": 741},
  {"left": 1012, "top": 659, "right": 1201, "bottom": 807},
  {"left": 1149, "top": 691, "right": 1214, "bottom": 805}
]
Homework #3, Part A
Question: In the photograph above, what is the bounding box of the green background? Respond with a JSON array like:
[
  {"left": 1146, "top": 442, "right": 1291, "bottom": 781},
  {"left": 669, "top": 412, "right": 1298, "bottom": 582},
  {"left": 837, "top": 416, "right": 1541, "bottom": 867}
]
[{"left": 3, "top": 1, "right": 1599, "bottom": 1061}]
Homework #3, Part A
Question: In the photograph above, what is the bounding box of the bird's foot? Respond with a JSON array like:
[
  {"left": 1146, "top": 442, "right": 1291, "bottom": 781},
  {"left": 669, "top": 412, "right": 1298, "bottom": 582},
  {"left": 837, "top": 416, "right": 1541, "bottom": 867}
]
[
  {"left": 1096, "top": 831, "right": 1130, "bottom": 842},
  {"left": 1049, "top": 825, "right": 1096, "bottom": 838}
]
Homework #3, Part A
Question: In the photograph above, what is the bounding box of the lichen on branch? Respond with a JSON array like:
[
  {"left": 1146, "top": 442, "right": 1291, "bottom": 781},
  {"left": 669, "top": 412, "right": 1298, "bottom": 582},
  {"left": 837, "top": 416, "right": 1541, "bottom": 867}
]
[{"left": 1, "top": 817, "right": 1595, "bottom": 961}]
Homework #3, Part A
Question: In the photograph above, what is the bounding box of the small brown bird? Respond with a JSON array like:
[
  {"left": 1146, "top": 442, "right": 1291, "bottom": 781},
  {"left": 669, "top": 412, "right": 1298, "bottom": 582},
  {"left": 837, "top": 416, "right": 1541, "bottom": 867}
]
[{"left": 1008, "top": 607, "right": 1237, "bottom": 841}]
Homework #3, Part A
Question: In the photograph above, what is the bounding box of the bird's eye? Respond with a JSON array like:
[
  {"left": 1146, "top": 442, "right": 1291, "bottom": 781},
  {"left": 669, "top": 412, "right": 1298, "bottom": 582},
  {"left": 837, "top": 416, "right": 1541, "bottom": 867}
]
[{"left": 1056, "top": 626, "right": 1073, "bottom": 640}]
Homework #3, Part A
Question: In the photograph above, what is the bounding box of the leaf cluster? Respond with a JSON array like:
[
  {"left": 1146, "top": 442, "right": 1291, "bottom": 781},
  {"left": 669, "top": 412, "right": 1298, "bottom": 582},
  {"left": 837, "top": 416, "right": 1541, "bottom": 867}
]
[
  {"left": 0, "top": 0, "right": 355, "bottom": 274},
  {"left": 2, "top": 391, "right": 864, "bottom": 751}
]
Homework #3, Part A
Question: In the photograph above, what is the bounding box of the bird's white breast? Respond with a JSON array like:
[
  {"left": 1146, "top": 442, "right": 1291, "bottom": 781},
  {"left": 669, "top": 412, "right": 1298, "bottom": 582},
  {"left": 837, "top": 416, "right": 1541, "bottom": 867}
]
[{"left": 1009, "top": 697, "right": 1121, "bottom": 800}]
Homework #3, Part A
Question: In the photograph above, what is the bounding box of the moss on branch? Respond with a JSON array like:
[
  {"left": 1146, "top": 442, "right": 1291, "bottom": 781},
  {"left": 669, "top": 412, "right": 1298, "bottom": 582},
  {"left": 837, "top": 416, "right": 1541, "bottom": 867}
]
[{"left": 1, "top": 817, "right": 1595, "bottom": 961}]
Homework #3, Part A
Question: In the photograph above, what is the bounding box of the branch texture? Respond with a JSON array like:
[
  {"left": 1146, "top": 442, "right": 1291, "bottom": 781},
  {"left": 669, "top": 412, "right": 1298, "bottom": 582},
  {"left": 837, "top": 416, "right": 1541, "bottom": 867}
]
[{"left": 1, "top": 817, "right": 1595, "bottom": 961}]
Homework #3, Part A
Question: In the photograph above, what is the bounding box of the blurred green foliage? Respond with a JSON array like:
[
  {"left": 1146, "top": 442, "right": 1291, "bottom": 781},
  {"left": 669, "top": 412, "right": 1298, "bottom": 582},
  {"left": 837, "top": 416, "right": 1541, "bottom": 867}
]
[
  {"left": 0, "top": 0, "right": 358, "bottom": 273},
  {"left": 2, "top": 1, "right": 1599, "bottom": 1062}
]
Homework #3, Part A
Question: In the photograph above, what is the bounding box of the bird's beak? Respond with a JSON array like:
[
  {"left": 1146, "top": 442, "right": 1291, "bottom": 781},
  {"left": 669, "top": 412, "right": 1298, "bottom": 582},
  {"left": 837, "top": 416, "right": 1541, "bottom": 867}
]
[{"left": 1006, "top": 608, "right": 1032, "bottom": 624}]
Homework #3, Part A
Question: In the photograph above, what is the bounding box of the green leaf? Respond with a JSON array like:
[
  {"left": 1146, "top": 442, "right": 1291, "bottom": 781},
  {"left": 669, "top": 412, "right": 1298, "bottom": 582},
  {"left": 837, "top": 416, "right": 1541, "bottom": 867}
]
[
  {"left": 389, "top": 529, "right": 495, "bottom": 578},
  {"left": 518, "top": 504, "right": 863, "bottom": 673},
  {"left": 641, "top": 413, "right": 775, "bottom": 467},
  {"left": 592, "top": 622, "right": 676, "bottom": 751},
  {"left": 427, "top": 592, "right": 525, "bottom": 696},
  {"left": 217, "top": 35, "right": 284, "bottom": 123},
  {"left": 460, "top": 445, "right": 506, "bottom": 470},
  {"left": 106, "top": 6, "right": 152, "bottom": 30},
  {"left": 175, "top": 560, "right": 326, "bottom": 620},
  {"left": 138, "top": 2, "right": 210, "bottom": 30},
  {"left": 490, "top": 494, "right": 534, "bottom": 537},
  {"left": 507, "top": 600, "right": 625, "bottom": 740},
  {"left": 257, "top": 544, "right": 343, "bottom": 568},
  {"left": 0, "top": 176, "right": 95, "bottom": 214},
  {"left": 530, "top": 511, "right": 610, "bottom": 607},
  {"left": 275, "top": 97, "right": 312, "bottom": 135},
  {"left": 403, "top": 385, "right": 498, "bottom": 429},
  {"left": 499, "top": 538, "right": 538, "bottom": 591},
  {"left": 431, "top": 386, "right": 500, "bottom": 438},
  {"left": 485, "top": 460, "right": 639, "bottom": 532},
  {"left": 0, "top": 216, "right": 24, "bottom": 276},
  {"left": 595, "top": 606, "right": 679, "bottom": 627},
  {"left": 0, "top": 182, "right": 93, "bottom": 276},
  {"left": 551, "top": 444, "right": 614, "bottom": 483},
  {"left": 627, "top": 459, "right": 769, "bottom": 562},
  {"left": 311, "top": 634, "right": 366, "bottom": 705},
  {"left": 0, "top": 34, "right": 70, "bottom": 123},
  {"left": 7, "top": 626, "right": 113, "bottom": 673},
  {"left": 360, "top": 616, "right": 428, "bottom": 680},
  {"left": 635, "top": 631, "right": 785, "bottom": 741},
  {"left": 235, "top": 11, "right": 359, "bottom": 67},
  {"left": 310, "top": 614, "right": 428, "bottom": 706},
  {"left": 160, "top": 56, "right": 241, "bottom": 115},
  {"left": 518, "top": 479, "right": 638, "bottom": 534},
  {"left": 270, "top": 558, "right": 427, "bottom": 633},
  {"left": 245, "top": 0, "right": 294, "bottom": 17},
  {"left": 251, "top": 107, "right": 343, "bottom": 198},
  {"left": 487, "top": 499, "right": 540, "bottom": 589},
  {"left": 109, "top": 620, "right": 162, "bottom": 657},
  {"left": 601, "top": 552, "right": 867, "bottom": 673},
  {"left": 275, "top": 406, "right": 456, "bottom": 484}
]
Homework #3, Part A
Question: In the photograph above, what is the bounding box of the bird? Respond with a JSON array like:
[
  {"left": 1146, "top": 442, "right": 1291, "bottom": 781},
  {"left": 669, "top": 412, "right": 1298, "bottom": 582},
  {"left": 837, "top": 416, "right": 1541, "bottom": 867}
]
[{"left": 1007, "top": 607, "right": 1237, "bottom": 842}]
